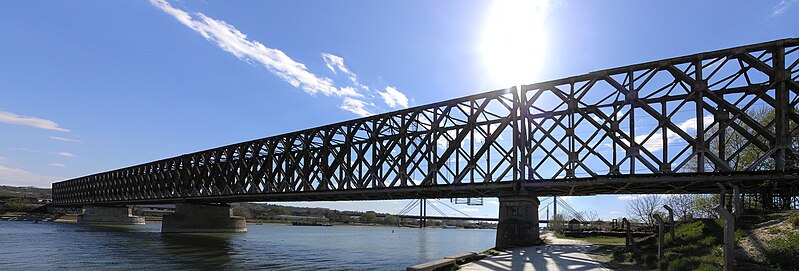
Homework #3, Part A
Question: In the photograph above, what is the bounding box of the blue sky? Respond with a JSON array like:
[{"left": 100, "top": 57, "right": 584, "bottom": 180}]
[{"left": 0, "top": 0, "right": 796, "bottom": 219}]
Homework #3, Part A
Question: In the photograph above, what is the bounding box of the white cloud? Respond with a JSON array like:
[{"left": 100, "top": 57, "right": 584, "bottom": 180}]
[
  {"left": 0, "top": 156, "right": 6, "bottom": 162},
  {"left": 150, "top": 0, "right": 363, "bottom": 99},
  {"left": 0, "top": 110, "right": 69, "bottom": 132},
  {"left": 0, "top": 165, "right": 61, "bottom": 187},
  {"left": 772, "top": 0, "right": 796, "bottom": 17},
  {"left": 634, "top": 115, "right": 713, "bottom": 152},
  {"left": 617, "top": 195, "right": 638, "bottom": 201},
  {"left": 48, "top": 163, "right": 66, "bottom": 168},
  {"left": 339, "top": 98, "right": 372, "bottom": 117},
  {"left": 321, "top": 53, "right": 370, "bottom": 91},
  {"left": 57, "top": 152, "right": 75, "bottom": 157},
  {"left": 49, "top": 136, "right": 82, "bottom": 143},
  {"left": 378, "top": 86, "right": 409, "bottom": 109},
  {"left": 609, "top": 211, "right": 621, "bottom": 214},
  {"left": 150, "top": 0, "right": 415, "bottom": 118}
]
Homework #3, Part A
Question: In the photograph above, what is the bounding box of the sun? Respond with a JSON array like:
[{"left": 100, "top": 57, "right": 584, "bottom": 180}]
[{"left": 480, "top": 0, "right": 550, "bottom": 87}]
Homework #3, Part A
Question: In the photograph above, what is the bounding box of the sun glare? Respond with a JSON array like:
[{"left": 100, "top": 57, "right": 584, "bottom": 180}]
[{"left": 481, "top": 0, "right": 549, "bottom": 87}]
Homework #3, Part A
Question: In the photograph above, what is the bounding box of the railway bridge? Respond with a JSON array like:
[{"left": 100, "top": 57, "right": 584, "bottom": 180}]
[{"left": 53, "top": 39, "right": 799, "bottom": 247}]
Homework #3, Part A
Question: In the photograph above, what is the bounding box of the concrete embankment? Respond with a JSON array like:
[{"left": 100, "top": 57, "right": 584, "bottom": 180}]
[{"left": 406, "top": 252, "right": 484, "bottom": 271}]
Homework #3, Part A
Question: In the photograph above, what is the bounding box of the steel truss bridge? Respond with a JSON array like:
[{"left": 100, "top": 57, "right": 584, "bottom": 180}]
[{"left": 53, "top": 39, "right": 799, "bottom": 205}]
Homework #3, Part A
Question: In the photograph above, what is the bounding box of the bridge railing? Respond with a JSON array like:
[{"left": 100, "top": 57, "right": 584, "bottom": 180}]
[{"left": 53, "top": 38, "right": 799, "bottom": 204}]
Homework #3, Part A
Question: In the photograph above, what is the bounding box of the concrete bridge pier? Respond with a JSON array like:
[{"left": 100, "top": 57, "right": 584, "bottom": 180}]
[
  {"left": 495, "top": 191, "right": 541, "bottom": 248},
  {"left": 162, "top": 203, "right": 247, "bottom": 233},
  {"left": 78, "top": 206, "right": 145, "bottom": 225}
]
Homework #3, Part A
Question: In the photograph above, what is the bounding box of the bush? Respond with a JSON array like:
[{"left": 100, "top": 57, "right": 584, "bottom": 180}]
[{"left": 763, "top": 232, "right": 799, "bottom": 270}]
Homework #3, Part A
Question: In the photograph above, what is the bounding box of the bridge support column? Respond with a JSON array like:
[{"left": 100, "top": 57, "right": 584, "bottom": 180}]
[
  {"left": 162, "top": 203, "right": 247, "bottom": 233},
  {"left": 495, "top": 192, "right": 541, "bottom": 248},
  {"left": 78, "top": 206, "right": 145, "bottom": 225}
]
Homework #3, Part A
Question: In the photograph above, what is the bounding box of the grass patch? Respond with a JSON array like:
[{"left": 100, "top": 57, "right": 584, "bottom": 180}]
[
  {"left": 786, "top": 215, "right": 799, "bottom": 228},
  {"left": 766, "top": 228, "right": 782, "bottom": 235},
  {"left": 609, "top": 219, "right": 724, "bottom": 271},
  {"left": 762, "top": 232, "right": 799, "bottom": 270}
]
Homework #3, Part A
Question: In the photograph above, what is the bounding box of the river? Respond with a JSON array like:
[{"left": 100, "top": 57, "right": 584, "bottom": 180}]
[{"left": 0, "top": 220, "right": 496, "bottom": 270}]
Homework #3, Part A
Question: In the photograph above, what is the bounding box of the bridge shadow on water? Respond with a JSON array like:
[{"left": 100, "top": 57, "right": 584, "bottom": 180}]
[
  {"left": 158, "top": 233, "right": 239, "bottom": 269},
  {"left": 64, "top": 223, "right": 248, "bottom": 270}
]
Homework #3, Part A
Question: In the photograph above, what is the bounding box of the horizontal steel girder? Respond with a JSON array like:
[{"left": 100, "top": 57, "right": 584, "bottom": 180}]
[{"left": 53, "top": 38, "right": 799, "bottom": 205}]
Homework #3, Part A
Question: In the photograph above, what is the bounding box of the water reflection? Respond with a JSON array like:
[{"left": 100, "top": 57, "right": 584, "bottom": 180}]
[
  {"left": 159, "top": 233, "right": 237, "bottom": 270},
  {"left": 0, "top": 221, "right": 496, "bottom": 271}
]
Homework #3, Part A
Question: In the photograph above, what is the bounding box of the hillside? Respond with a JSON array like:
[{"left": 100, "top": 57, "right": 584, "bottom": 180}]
[
  {"left": 580, "top": 210, "right": 799, "bottom": 271},
  {"left": 0, "top": 185, "right": 51, "bottom": 199}
]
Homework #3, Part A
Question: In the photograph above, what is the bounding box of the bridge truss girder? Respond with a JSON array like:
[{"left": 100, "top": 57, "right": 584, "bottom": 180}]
[{"left": 53, "top": 39, "right": 799, "bottom": 205}]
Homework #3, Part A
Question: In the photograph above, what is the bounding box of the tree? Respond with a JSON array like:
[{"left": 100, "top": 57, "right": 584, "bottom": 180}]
[
  {"left": 580, "top": 210, "right": 599, "bottom": 226},
  {"left": 692, "top": 195, "right": 720, "bottom": 219},
  {"left": 626, "top": 195, "right": 663, "bottom": 226},
  {"left": 381, "top": 215, "right": 398, "bottom": 225},
  {"left": 359, "top": 211, "right": 377, "bottom": 223},
  {"left": 665, "top": 194, "right": 698, "bottom": 221},
  {"left": 549, "top": 214, "right": 566, "bottom": 232}
]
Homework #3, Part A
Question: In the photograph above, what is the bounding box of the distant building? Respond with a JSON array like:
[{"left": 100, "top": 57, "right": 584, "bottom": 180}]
[{"left": 568, "top": 218, "right": 581, "bottom": 230}]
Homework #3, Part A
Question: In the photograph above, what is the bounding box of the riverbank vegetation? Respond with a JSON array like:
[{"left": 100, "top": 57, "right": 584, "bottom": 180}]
[{"left": 573, "top": 210, "right": 799, "bottom": 271}]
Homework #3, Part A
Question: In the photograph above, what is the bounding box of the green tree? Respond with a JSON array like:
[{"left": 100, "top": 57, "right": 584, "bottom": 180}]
[
  {"left": 381, "top": 215, "right": 398, "bottom": 225},
  {"left": 359, "top": 211, "right": 377, "bottom": 223}
]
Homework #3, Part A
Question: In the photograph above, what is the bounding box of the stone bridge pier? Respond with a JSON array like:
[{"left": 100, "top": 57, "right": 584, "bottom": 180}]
[
  {"left": 78, "top": 206, "right": 145, "bottom": 225},
  {"left": 162, "top": 203, "right": 247, "bottom": 233},
  {"left": 495, "top": 191, "right": 541, "bottom": 248}
]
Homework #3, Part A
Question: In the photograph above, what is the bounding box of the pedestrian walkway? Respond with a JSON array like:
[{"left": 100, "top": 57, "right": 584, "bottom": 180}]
[{"left": 459, "top": 232, "right": 609, "bottom": 271}]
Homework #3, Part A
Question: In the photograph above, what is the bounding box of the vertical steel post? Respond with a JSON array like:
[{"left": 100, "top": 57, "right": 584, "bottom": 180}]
[
  {"left": 715, "top": 204, "right": 735, "bottom": 271},
  {"left": 623, "top": 218, "right": 632, "bottom": 251},
  {"left": 773, "top": 45, "right": 788, "bottom": 171},
  {"left": 663, "top": 205, "right": 675, "bottom": 242},
  {"left": 652, "top": 214, "right": 665, "bottom": 260},
  {"left": 731, "top": 184, "right": 742, "bottom": 218}
]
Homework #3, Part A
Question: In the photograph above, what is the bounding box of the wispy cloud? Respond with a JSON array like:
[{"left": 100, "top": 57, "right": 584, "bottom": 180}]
[
  {"left": 0, "top": 165, "right": 61, "bottom": 187},
  {"left": 49, "top": 136, "right": 82, "bottom": 143},
  {"left": 772, "top": 0, "right": 797, "bottom": 17},
  {"left": 150, "top": 0, "right": 411, "bottom": 117},
  {"left": 617, "top": 195, "right": 638, "bottom": 201},
  {"left": 609, "top": 211, "right": 621, "bottom": 214},
  {"left": 339, "top": 98, "right": 372, "bottom": 117},
  {"left": 634, "top": 115, "right": 713, "bottom": 152},
  {"left": 0, "top": 156, "right": 6, "bottom": 162},
  {"left": 48, "top": 163, "right": 66, "bottom": 168},
  {"left": 322, "top": 53, "right": 369, "bottom": 91},
  {"left": 57, "top": 152, "right": 75, "bottom": 157},
  {"left": 378, "top": 86, "right": 409, "bottom": 109},
  {"left": 0, "top": 110, "right": 69, "bottom": 132}
]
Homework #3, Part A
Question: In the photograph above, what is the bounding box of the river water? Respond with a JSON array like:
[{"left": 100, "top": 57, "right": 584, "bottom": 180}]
[{"left": 0, "top": 220, "right": 496, "bottom": 270}]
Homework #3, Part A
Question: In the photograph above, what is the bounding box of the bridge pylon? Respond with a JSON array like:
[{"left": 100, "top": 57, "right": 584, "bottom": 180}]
[
  {"left": 162, "top": 203, "right": 247, "bottom": 233},
  {"left": 78, "top": 205, "right": 144, "bottom": 225},
  {"left": 495, "top": 191, "right": 541, "bottom": 248}
]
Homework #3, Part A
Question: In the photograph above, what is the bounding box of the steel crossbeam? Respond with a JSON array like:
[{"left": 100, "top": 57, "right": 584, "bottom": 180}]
[{"left": 53, "top": 38, "right": 799, "bottom": 205}]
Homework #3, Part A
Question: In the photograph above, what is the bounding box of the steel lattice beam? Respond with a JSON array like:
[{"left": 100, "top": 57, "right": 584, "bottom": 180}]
[{"left": 53, "top": 38, "right": 799, "bottom": 205}]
